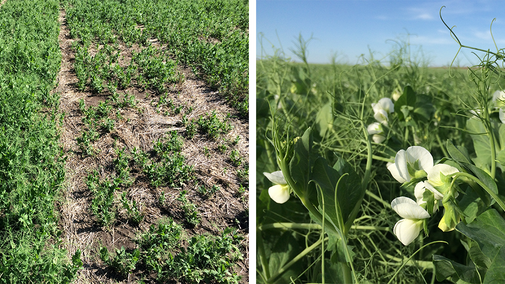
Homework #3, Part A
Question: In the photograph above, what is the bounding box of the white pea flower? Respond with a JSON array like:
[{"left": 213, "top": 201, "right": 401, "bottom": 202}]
[
  {"left": 500, "top": 108, "right": 505, "bottom": 124},
  {"left": 391, "top": 197, "right": 430, "bottom": 246},
  {"left": 367, "top": 122, "right": 386, "bottom": 143},
  {"left": 469, "top": 108, "right": 482, "bottom": 117},
  {"left": 493, "top": 90, "right": 505, "bottom": 108},
  {"left": 263, "top": 171, "right": 290, "bottom": 204},
  {"left": 426, "top": 164, "right": 459, "bottom": 193},
  {"left": 414, "top": 181, "right": 443, "bottom": 212},
  {"left": 372, "top": 98, "right": 394, "bottom": 125},
  {"left": 387, "top": 146, "right": 433, "bottom": 184},
  {"left": 392, "top": 89, "right": 401, "bottom": 101}
]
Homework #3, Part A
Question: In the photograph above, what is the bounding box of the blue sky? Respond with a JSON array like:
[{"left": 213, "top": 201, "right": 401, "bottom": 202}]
[{"left": 256, "top": 0, "right": 505, "bottom": 66}]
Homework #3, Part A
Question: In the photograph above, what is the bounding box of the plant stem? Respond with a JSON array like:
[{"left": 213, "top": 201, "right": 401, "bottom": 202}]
[
  {"left": 436, "top": 134, "right": 449, "bottom": 158},
  {"left": 487, "top": 121, "right": 497, "bottom": 179},
  {"left": 257, "top": 232, "right": 271, "bottom": 280},
  {"left": 331, "top": 147, "right": 393, "bottom": 163},
  {"left": 381, "top": 253, "right": 434, "bottom": 269},
  {"left": 258, "top": 222, "right": 390, "bottom": 232},
  {"left": 453, "top": 172, "right": 505, "bottom": 211},
  {"left": 387, "top": 241, "right": 447, "bottom": 284},
  {"left": 366, "top": 191, "right": 392, "bottom": 209},
  {"left": 341, "top": 261, "right": 352, "bottom": 284}
]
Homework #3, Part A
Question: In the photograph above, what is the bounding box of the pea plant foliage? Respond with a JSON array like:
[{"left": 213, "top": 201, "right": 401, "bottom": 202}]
[{"left": 257, "top": 11, "right": 505, "bottom": 283}]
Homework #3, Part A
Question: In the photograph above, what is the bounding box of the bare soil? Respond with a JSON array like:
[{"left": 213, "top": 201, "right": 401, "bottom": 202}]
[{"left": 55, "top": 7, "right": 249, "bottom": 283}]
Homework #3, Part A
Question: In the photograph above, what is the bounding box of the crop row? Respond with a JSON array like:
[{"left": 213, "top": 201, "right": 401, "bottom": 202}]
[{"left": 0, "top": 0, "right": 81, "bottom": 283}]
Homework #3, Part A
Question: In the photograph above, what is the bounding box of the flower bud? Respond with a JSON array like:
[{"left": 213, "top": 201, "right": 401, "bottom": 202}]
[{"left": 438, "top": 200, "right": 460, "bottom": 232}]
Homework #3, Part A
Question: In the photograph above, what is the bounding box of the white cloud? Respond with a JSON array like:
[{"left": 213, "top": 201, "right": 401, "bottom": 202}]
[
  {"left": 409, "top": 35, "right": 454, "bottom": 45},
  {"left": 415, "top": 13, "right": 434, "bottom": 20},
  {"left": 473, "top": 30, "right": 491, "bottom": 40}
]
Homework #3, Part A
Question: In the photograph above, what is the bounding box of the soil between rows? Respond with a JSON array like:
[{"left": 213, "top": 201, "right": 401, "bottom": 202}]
[{"left": 55, "top": 7, "right": 249, "bottom": 283}]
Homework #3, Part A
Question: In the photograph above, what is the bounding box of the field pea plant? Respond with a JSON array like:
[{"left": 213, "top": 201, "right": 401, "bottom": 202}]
[
  {"left": 0, "top": 1, "right": 82, "bottom": 283},
  {"left": 257, "top": 23, "right": 505, "bottom": 283},
  {"left": 0, "top": 0, "right": 248, "bottom": 283}
]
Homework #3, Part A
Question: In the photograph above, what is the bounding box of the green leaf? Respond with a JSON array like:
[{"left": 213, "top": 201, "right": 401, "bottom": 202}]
[
  {"left": 311, "top": 157, "right": 342, "bottom": 232},
  {"left": 394, "top": 86, "right": 416, "bottom": 120},
  {"left": 461, "top": 239, "right": 491, "bottom": 270},
  {"left": 315, "top": 102, "right": 332, "bottom": 138},
  {"left": 485, "top": 246, "right": 505, "bottom": 284},
  {"left": 465, "top": 163, "right": 498, "bottom": 195},
  {"left": 289, "top": 128, "right": 314, "bottom": 199},
  {"left": 446, "top": 140, "right": 472, "bottom": 164},
  {"left": 496, "top": 149, "right": 505, "bottom": 169},
  {"left": 456, "top": 209, "right": 505, "bottom": 284},
  {"left": 268, "top": 231, "right": 304, "bottom": 284},
  {"left": 256, "top": 98, "right": 270, "bottom": 119},
  {"left": 466, "top": 117, "right": 494, "bottom": 173},
  {"left": 311, "top": 258, "right": 344, "bottom": 284},
  {"left": 498, "top": 123, "right": 505, "bottom": 151},
  {"left": 457, "top": 209, "right": 505, "bottom": 257},
  {"left": 433, "top": 254, "right": 480, "bottom": 283},
  {"left": 458, "top": 185, "right": 488, "bottom": 223},
  {"left": 333, "top": 157, "right": 365, "bottom": 233},
  {"left": 413, "top": 94, "right": 436, "bottom": 122}
]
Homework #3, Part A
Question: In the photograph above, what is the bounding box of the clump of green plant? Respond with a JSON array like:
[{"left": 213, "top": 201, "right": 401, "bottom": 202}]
[
  {"left": 100, "top": 246, "right": 140, "bottom": 278},
  {"left": 87, "top": 171, "right": 118, "bottom": 226},
  {"left": 203, "top": 146, "right": 210, "bottom": 157},
  {"left": 196, "top": 183, "right": 220, "bottom": 198},
  {"left": 154, "top": 131, "right": 183, "bottom": 154},
  {"left": 121, "top": 192, "right": 143, "bottom": 225},
  {"left": 186, "top": 120, "right": 197, "bottom": 138},
  {"left": 229, "top": 149, "right": 242, "bottom": 166},
  {"left": 113, "top": 147, "right": 133, "bottom": 185},
  {"left": 140, "top": 132, "right": 194, "bottom": 188},
  {"left": 165, "top": 228, "right": 243, "bottom": 283},
  {"left": 218, "top": 143, "right": 228, "bottom": 153},
  {"left": 177, "top": 190, "right": 200, "bottom": 226},
  {"left": 196, "top": 111, "right": 233, "bottom": 139},
  {"left": 76, "top": 128, "right": 100, "bottom": 156}
]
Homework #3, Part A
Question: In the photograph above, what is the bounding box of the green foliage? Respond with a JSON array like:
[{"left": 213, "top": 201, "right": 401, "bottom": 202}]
[
  {"left": 96, "top": 219, "right": 244, "bottom": 283},
  {"left": 64, "top": 0, "right": 248, "bottom": 115},
  {"left": 142, "top": 133, "right": 194, "bottom": 188},
  {"left": 197, "top": 111, "right": 233, "bottom": 139},
  {"left": 121, "top": 192, "right": 144, "bottom": 225},
  {"left": 230, "top": 149, "right": 243, "bottom": 166},
  {"left": 159, "top": 228, "right": 243, "bottom": 283},
  {"left": 100, "top": 246, "right": 140, "bottom": 277},
  {"left": 89, "top": 175, "right": 118, "bottom": 226},
  {"left": 0, "top": 0, "right": 81, "bottom": 282},
  {"left": 434, "top": 209, "right": 505, "bottom": 283},
  {"left": 178, "top": 190, "right": 201, "bottom": 226},
  {"left": 256, "top": 32, "right": 505, "bottom": 283}
]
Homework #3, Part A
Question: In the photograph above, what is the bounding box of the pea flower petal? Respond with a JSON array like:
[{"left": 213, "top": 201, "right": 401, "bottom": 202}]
[
  {"left": 393, "top": 218, "right": 424, "bottom": 246},
  {"left": 263, "top": 171, "right": 287, "bottom": 185},
  {"left": 264, "top": 171, "right": 290, "bottom": 204},
  {"left": 427, "top": 164, "right": 459, "bottom": 188},
  {"left": 391, "top": 197, "right": 430, "bottom": 246},
  {"left": 391, "top": 196, "right": 430, "bottom": 220},
  {"left": 367, "top": 122, "right": 386, "bottom": 143},
  {"left": 268, "top": 184, "right": 290, "bottom": 204},
  {"left": 387, "top": 146, "right": 433, "bottom": 183},
  {"left": 372, "top": 98, "right": 394, "bottom": 125},
  {"left": 493, "top": 90, "right": 505, "bottom": 108},
  {"left": 372, "top": 98, "right": 394, "bottom": 115}
]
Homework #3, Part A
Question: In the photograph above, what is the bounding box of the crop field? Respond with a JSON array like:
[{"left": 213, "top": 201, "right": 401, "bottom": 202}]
[
  {"left": 0, "top": 0, "right": 248, "bottom": 283},
  {"left": 256, "top": 37, "right": 505, "bottom": 283}
]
